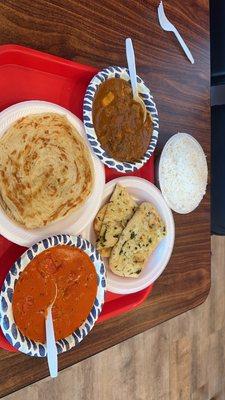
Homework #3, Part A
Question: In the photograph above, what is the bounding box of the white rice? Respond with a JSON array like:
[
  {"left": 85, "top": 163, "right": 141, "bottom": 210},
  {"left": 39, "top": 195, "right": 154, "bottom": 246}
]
[{"left": 159, "top": 133, "right": 208, "bottom": 213}]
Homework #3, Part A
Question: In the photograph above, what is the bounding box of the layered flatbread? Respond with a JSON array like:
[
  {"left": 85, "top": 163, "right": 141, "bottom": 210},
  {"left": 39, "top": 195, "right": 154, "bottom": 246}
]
[{"left": 0, "top": 113, "right": 94, "bottom": 228}]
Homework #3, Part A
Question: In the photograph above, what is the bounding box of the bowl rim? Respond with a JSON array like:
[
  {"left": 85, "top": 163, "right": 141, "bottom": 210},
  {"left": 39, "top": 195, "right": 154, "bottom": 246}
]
[
  {"left": 83, "top": 65, "right": 159, "bottom": 173},
  {"left": 158, "top": 132, "right": 208, "bottom": 214},
  {"left": 0, "top": 234, "right": 106, "bottom": 357}
]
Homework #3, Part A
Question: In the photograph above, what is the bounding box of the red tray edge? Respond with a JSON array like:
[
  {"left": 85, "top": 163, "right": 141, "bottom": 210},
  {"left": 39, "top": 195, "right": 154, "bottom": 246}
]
[
  {"left": 98, "top": 284, "right": 153, "bottom": 323},
  {"left": 0, "top": 44, "right": 98, "bottom": 73},
  {"left": 0, "top": 43, "right": 154, "bottom": 352}
]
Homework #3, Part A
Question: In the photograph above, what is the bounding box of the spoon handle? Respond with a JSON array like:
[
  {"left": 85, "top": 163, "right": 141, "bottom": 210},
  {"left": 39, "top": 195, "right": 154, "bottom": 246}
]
[
  {"left": 125, "top": 38, "right": 138, "bottom": 97},
  {"left": 46, "top": 307, "right": 58, "bottom": 378},
  {"left": 173, "top": 28, "right": 194, "bottom": 64}
]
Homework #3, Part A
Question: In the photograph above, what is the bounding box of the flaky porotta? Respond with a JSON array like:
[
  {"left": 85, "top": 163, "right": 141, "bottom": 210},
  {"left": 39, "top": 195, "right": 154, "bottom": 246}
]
[{"left": 0, "top": 113, "right": 94, "bottom": 229}]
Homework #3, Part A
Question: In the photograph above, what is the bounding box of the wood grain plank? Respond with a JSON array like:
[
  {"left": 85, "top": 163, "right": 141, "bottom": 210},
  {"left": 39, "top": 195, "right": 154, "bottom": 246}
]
[
  {"left": 169, "top": 336, "right": 191, "bottom": 400},
  {"left": 0, "top": 0, "right": 210, "bottom": 397}
]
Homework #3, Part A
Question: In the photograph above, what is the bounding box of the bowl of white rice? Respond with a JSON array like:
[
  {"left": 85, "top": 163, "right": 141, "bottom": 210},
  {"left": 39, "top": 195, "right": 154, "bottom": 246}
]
[{"left": 157, "top": 133, "right": 208, "bottom": 214}]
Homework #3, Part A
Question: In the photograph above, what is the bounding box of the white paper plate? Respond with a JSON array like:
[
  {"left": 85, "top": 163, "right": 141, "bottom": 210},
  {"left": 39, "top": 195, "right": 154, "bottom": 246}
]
[
  {"left": 81, "top": 177, "right": 175, "bottom": 294},
  {"left": 0, "top": 101, "right": 105, "bottom": 247},
  {"left": 83, "top": 66, "right": 159, "bottom": 173},
  {"left": 0, "top": 234, "right": 106, "bottom": 357}
]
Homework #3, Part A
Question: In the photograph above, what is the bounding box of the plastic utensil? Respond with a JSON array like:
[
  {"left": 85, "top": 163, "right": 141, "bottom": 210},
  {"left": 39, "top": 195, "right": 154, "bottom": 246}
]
[
  {"left": 125, "top": 38, "right": 147, "bottom": 121},
  {"left": 157, "top": 1, "right": 194, "bottom": 64},
  {"left": 46, "top": 284, "right": 58, "bottom": 378}
]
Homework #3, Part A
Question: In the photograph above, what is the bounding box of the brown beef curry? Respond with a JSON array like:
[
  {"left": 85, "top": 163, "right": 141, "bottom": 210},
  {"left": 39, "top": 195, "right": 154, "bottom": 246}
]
[{"left": 92, "top": 78, "right": 153, "bottom": 163}]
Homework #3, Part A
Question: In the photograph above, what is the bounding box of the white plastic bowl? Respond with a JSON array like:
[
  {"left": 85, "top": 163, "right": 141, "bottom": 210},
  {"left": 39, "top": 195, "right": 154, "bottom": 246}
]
[
  {"left": 82, "top": 177, "right": 175, "bottom": 294},
  {"left": 157, "top": 132, "right": 208, "bottom": 214},
  {"left": 0, "top": 101, "right": 105, "bottom": 247}
]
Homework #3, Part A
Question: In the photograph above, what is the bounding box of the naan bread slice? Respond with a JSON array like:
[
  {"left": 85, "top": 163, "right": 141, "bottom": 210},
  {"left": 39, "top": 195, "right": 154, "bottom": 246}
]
[
  {"left": 109, "top": 202, "right": 166, "bottom": 278},
  {"left": 93, "top": 204, "right": 108, "bottom": 237},
  {"left": 99, "top": 247, "right": 111, "bottom": 258},
  {"left": 93, "top": 204, "right": 111, "bottom": 257},
  {"left": 96, "top": 185, "right": 137, "bottom": 252}
]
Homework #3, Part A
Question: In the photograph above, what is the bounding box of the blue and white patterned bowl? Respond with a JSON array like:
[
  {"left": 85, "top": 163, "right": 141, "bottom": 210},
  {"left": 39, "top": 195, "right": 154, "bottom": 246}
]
[
  {"left": 0, "top": 234, "right": 106, "bottom": 357},
  {"left": 83, "top": 66, "right": 159, "bottom": 173}
]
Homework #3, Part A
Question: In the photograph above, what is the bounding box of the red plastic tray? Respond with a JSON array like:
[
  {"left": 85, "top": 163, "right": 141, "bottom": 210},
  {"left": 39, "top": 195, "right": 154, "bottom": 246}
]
[{"left": 0, "top": 45, "right": 153, "bottom": 352}]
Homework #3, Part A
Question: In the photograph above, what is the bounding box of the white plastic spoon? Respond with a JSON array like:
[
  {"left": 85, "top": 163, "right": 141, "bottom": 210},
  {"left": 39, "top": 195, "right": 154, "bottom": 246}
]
[
  {"left": 125, "top": 38, "right": 147, "bottom": 122},
  {"left": 45, "top": 284, "right": 58, "bottom": 378}
]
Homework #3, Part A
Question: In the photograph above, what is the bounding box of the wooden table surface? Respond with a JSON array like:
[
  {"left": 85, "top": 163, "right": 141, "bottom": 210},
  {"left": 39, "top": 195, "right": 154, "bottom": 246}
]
[{"left": 0, "top": 0, "right": 210, "bottom": 397}]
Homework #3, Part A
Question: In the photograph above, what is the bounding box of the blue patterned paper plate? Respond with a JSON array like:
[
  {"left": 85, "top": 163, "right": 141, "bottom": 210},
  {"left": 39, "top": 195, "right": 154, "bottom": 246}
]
[
  {"left": 0, "top": 234, "right": 106, "bottom": 357},
  {"left": 83, "top": 66, "right": 159, "bottom": 173}
]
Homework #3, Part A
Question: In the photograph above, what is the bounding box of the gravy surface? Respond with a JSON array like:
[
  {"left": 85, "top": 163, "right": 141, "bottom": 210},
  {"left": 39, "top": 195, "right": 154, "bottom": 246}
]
[
  {"left": 93, "top": 78, "right": 153, "bottom": 162},
  {"left": 12, "top": 245, "right": 97, "bottom": 343}
]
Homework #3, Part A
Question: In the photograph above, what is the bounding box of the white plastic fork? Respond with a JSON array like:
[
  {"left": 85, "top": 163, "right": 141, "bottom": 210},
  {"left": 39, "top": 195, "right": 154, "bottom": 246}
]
[{"left": 158, "top": 1, "right": 194, "bottom": 64}]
